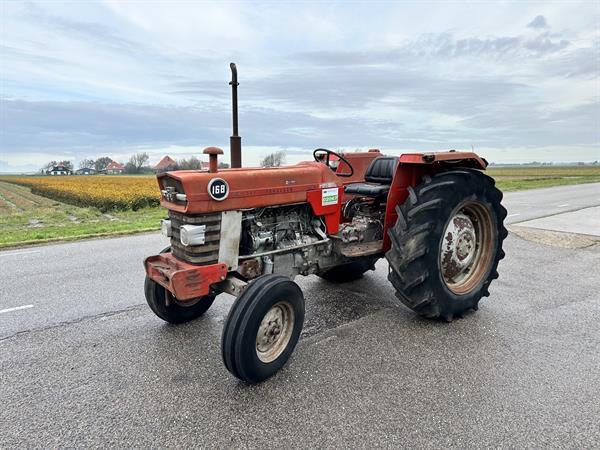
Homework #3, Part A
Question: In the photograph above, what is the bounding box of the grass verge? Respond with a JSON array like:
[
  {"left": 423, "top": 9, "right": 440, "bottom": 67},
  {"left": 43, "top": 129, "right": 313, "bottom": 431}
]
[{"left": 488, "top": 166, "right": 600, "bottom": 191}]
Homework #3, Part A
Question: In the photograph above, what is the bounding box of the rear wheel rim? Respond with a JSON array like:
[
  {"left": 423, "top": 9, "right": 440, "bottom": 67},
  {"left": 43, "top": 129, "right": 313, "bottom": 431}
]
[
  {"left": 440, "top": 201, "right": 496, "bottom": 295},
  {"left": 256, "top": 300, "right": 295, "bottom": 363}
]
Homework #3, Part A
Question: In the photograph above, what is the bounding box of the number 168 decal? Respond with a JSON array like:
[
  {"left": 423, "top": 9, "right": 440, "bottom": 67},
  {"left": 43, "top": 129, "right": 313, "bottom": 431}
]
[{"left": 207, "top": 178, "right": 229, "bottom": 201}]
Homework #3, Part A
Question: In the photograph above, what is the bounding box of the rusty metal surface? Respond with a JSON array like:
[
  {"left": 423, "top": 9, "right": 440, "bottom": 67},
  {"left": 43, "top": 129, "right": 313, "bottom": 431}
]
[
  {"left": 340, "top": 240, "right": 384, "bottom": 258},
  {"left": 238, "top": 258, "right": 262, "bottom": 279},
  {"left": 203, "top": 146, "right": 223, "bottom": 173},
  {"left": 399, "top": 151, "right": 487, "bottom": 169},
  {"left": 441, "top": 202, "right": 495, "bottom": 295},
  {"left": 144, "top": 253, "right": 227, "bottom": 300}
]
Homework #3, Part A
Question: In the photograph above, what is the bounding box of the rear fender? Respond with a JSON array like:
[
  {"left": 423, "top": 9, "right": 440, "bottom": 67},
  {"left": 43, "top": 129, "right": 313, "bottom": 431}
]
[{"left": 382, "top": 151, "right": 488, "bottom": 251}]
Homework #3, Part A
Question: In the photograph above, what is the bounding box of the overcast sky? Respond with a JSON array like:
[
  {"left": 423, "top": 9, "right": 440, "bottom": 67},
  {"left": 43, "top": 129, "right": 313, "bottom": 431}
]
[{"left": 1, "top": 1, "right": 599, "bottom": 172}]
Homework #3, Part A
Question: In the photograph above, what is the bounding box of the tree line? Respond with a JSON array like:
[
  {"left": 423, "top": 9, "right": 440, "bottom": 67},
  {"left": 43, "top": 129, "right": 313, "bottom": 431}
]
[{"left": 41, "top": 152, "right": 235, "bottom": 175}]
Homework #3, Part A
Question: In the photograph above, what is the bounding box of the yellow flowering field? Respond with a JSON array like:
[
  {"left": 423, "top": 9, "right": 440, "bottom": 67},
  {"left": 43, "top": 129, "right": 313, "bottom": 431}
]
[{"left": 3, "top": 176, "right": 160, "bottom": 211}]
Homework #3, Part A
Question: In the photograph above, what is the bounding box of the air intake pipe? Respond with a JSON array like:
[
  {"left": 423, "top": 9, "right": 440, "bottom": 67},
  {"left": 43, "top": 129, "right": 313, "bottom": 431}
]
[{"left": 229, "top": 62, "right": 242, "bottom": 168}]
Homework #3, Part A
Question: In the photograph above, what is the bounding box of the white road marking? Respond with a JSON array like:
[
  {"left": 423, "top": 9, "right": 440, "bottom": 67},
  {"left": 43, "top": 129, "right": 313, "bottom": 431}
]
[
  {"left": 0, "top": 304, "right": 34, "bottom": 315},
  {"left": 507, "top": 213, "right": 521, "bottom": 218},
  {"left": 557, "top": 204, "right": 569, "bottom": 207},
  {"left": 0, "top": 250, "right": 41, "bottom": 258}
]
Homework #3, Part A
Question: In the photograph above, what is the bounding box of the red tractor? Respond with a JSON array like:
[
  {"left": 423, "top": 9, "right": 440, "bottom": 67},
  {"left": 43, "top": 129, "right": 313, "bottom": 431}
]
[{"left": 144, "top": 64, "right": 507, "bottom": 383}]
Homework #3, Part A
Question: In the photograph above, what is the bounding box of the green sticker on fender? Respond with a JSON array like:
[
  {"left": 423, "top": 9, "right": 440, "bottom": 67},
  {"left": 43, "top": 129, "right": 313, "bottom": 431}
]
[{"left": 321, "top": 188, "right": 339, "bottom": 206}]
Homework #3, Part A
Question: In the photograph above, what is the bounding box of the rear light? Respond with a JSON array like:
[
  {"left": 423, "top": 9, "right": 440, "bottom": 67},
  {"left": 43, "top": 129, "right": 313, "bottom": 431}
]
[{"left": 180, "top": 224, "right": 206, "bottom": 246}]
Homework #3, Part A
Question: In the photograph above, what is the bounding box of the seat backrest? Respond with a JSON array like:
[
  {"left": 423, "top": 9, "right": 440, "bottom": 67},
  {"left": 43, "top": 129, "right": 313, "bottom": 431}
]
[{"left": 364, "top": 156, "right": 399, "bottom": 184}]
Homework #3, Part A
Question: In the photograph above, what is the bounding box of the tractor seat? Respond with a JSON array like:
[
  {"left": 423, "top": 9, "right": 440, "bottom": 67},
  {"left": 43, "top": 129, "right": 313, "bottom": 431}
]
[{"left": 344, "top": 156, "right": 398, "bottom": 197}]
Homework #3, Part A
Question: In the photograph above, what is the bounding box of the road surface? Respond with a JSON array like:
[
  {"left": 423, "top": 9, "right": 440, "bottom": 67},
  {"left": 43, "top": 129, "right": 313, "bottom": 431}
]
[{"left": 1, "top": 183, "right": 599, "bottom": 448}]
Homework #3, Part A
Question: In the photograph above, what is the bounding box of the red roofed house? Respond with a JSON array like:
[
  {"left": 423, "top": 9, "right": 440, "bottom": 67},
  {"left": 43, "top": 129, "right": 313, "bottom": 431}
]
[
  {"left": 106, "top": 161, "right": 125, "bottom": 174},
  {"left": 154, "top": 155, "right": 178, "bottom": 173}
]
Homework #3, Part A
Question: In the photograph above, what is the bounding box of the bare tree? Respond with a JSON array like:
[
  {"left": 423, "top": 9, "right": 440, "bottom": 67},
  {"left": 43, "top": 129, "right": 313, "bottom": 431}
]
[
  {"left": 177, "top": 156, "right": 202, "bottom": 170},
  {"left": 125, "top": 152, "right": 150, "bottom": 173},
  {"left": 43, "top": 161, "right": 58, "bottom": 172},
  {"left": 79, "top": 158, "right": 95, "bottom": 169},
  {"left": 94, "top": 156, "right": 113, "bottom": 172},
  {"left": 260, "top": 151, "right": 286, "bottom": 167},
  {"left": 59, "top": 160, "right": 73, "bottom": 172}
]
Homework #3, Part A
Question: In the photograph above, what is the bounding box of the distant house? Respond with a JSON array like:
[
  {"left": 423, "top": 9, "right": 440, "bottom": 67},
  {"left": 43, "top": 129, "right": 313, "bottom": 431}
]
[
  {"left": 154, "top": 155, "right": 178, "bottom": 173},
  {"left": 106, "top": 161, "right": 125, "bottom": 174},
  {"left": 46, "top": 163, "right": 71, "bottom": 176},
  {"left": 75, "top": 167, "right": 96, "bottom": 175}
]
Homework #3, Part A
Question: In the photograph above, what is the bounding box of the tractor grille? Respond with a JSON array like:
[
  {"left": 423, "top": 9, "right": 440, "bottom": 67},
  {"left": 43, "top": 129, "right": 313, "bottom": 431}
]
[{"left": 169, "top": 210, "right": 221, "bottom": 265}]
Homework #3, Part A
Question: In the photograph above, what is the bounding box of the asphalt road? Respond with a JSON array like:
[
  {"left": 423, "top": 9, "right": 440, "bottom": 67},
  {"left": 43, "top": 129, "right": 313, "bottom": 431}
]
[
  {"left": 502, "top": 182, "right": 599, "bottom": 224},
  {"left": 1, "top": 183, "right": 599, "bottom": 448}
]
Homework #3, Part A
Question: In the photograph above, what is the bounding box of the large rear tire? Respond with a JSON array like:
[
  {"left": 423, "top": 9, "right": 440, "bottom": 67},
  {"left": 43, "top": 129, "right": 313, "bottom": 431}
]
[
  {"left": 221, "top": 274, "right": 305, "bottom": 383},
  {"left": 385, "top": 169, "right": 507, "bottom": 321}
]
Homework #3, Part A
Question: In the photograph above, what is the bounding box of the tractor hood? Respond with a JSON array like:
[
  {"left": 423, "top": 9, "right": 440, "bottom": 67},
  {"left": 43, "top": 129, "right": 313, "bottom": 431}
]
[{"left": 157, "top": 161, "right": 343, "bottom": 214}]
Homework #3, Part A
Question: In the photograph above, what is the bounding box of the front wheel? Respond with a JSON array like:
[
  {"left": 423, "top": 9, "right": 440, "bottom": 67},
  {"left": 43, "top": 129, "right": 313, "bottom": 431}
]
[
  {"left": 385, "top": 169, "right": 507, "bottom": 321},
  {"left": 221, "top": 274, "right": 305, "bottom": 383}
]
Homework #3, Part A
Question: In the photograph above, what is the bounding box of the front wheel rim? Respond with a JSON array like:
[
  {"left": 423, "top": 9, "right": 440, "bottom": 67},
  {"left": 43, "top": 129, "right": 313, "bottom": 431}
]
[
  {"left": 256, "top": 300, "right": 295, "bottom": 363},
  {"left": 440, "top": 201, "right": 496, "bottom": 295}
]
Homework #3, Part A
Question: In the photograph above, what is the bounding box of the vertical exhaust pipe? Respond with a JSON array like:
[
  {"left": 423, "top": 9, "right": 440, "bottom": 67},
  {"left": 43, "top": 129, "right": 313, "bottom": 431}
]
[{"left": 229, "top": 62, "right": 242, "bottom": 168}]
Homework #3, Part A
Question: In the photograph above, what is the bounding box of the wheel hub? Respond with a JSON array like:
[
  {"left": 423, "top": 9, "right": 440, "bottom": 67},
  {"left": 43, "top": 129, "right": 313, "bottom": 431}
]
[
  {"left": 441, "top": 213, "right": 477, "bottom": 282},
  {"left": 256, "top": 301, "right": 295, "bottom": 363},
  {"left": 439, "top": 201, "right": 496, "bottom": 295}
]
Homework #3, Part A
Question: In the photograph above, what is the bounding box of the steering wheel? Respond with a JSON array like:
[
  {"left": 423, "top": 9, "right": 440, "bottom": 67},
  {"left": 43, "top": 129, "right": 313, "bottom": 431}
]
[{"left": 312, "top": 148, "right": 354, "bottom": 178}]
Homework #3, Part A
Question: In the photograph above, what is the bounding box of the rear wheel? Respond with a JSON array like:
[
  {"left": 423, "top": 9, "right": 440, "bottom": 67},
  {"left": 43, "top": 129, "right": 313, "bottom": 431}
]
[
  {"left": 385, "top": 169, "right": 507, "bottom": 321},
  {"left": 144, "top": 246, "right": 215, "bottom": 324},
  {"left": 221, "top": 274, "right": 305, "bottom": 383}
]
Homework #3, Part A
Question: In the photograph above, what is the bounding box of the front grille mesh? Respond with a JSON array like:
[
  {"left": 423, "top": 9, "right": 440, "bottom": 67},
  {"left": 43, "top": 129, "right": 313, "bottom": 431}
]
[{"left": 169, "top": 211, "right": 221, "bottom": 265}]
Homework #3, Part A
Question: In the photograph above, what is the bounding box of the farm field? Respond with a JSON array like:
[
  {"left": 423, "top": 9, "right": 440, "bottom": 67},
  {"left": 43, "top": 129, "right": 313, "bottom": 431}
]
[
  {"left": 0, "top": 180, "right": 164, "bottom": 248},
  {"left": 0, "top": 165, "right": 599, "bottom": 248},
  {"left": 488, "top": 165, "right": 600, "bottom": 191},
  {"left": 5, "top": 175, "right": 159, "bottom": 211}
]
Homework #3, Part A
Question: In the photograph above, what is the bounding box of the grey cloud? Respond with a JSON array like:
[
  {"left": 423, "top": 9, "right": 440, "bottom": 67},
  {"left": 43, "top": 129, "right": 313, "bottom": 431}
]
[
  {"left": 295, "top": 30, "right": 571, "bottom": 68},
  {"left": 0, "top": 97, "right": 480, "bottom": 160},
  {"left": 0, "top": 44, "right": 76, "bottom": 67},
  {"left": 527, "top": 15, "right": 548, "bottom": 29},
  {"left": 245, "top": 65, "right": 528, "bottom": 119},
  {"left": 22, "top": 3, "right": 142, "bottom": 57},
  {"left": 543, "top": 42, "right": 599, "bottom": 78},
  {"left": 0, "top": 100, "right": 228, "bottom": 153},
  {"left": 523, "top": 32, "right": 569, "bottom": 53},
  {"left": 461, "top": 98, "right": 600, "bottom": 147}
]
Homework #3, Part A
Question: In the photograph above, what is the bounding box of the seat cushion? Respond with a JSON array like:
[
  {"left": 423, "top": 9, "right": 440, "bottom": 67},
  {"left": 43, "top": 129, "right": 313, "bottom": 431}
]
[
  {"left": 344, "top": 183, "right": 390, "bottom": 197},
  {"left": 364, "top": 156, "right": 398, "bottom": 184},
  {"left": 343, "top": 156, "right": 398, "bottom": 197}
]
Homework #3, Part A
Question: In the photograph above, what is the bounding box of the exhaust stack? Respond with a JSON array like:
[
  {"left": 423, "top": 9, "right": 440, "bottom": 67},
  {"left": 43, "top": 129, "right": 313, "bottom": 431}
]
[{"left": 229, "top": 62, "right": 242, "bottom": 168}]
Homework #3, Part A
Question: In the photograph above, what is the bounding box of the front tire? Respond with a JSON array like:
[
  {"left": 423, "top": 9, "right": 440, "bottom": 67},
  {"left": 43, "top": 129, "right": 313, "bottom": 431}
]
[
  {"left": 221, "top": 275, "right": 305, "bottom": 383},
  {"left": 385, "top": 169, "right": 507, "bottom": 321}
]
